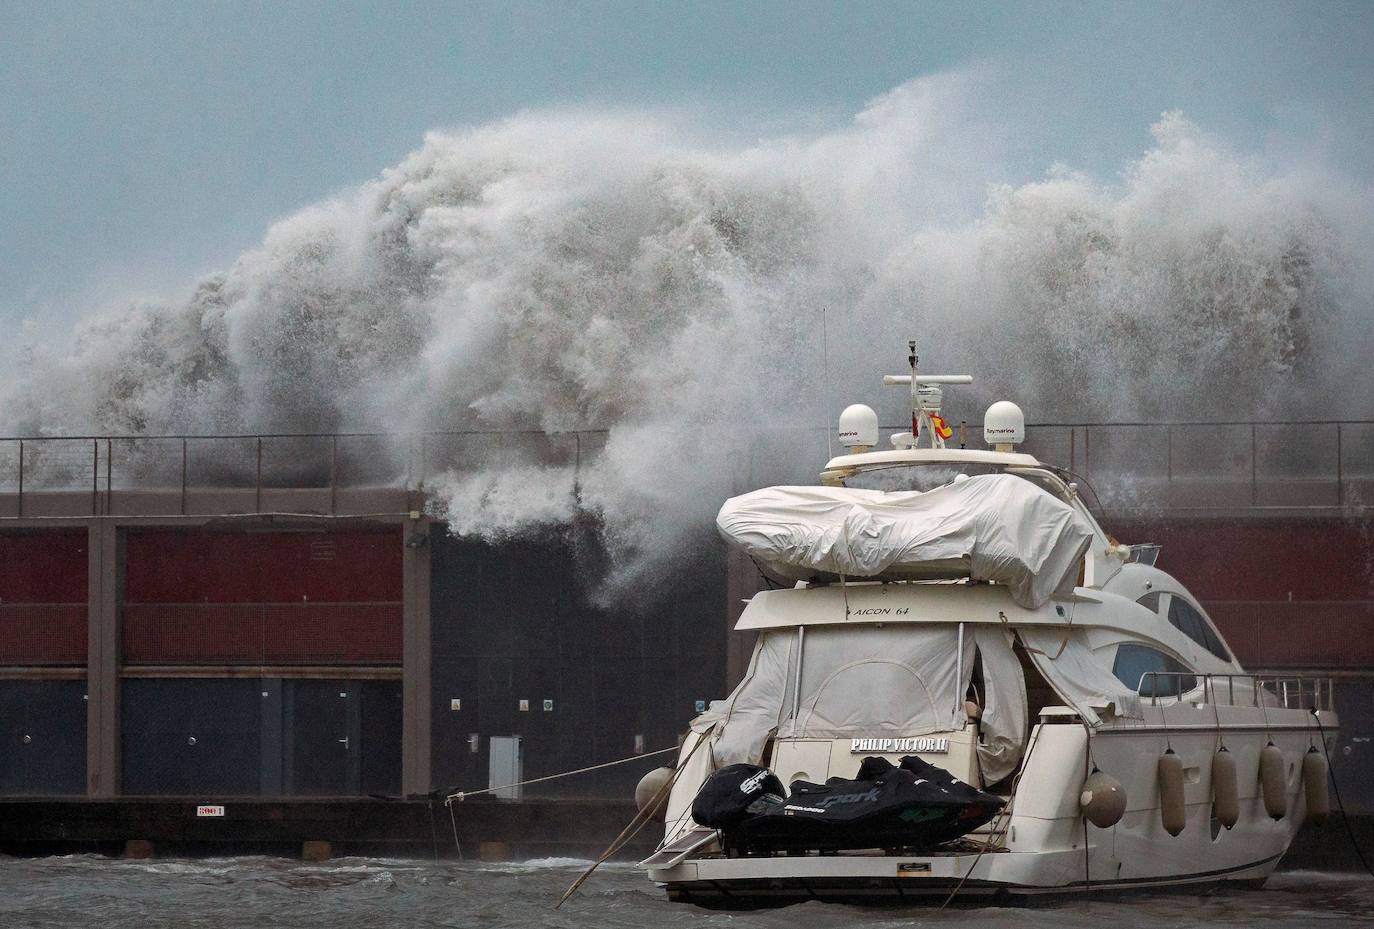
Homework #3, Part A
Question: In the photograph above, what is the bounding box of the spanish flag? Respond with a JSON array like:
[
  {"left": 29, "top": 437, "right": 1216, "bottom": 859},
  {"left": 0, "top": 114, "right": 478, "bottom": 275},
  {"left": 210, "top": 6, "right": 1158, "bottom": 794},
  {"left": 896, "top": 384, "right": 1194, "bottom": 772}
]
[{"left": 930, "top": 413, "right": 954, "bottom": 441}]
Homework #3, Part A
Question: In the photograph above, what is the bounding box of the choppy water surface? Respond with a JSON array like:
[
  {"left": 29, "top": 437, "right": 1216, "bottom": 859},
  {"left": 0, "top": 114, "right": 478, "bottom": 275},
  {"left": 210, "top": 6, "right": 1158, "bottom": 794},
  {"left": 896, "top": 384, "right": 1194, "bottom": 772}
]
[{"left": 0, "top": 857, "right": 1369, "bottom": 929}]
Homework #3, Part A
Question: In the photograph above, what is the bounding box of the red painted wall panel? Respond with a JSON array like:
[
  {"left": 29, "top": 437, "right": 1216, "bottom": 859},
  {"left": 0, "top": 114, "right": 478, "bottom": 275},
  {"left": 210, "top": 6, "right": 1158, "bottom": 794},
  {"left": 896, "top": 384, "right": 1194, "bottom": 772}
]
[
  {"left": 1115, "top": 516, "right": 1374, "bottom": 669},
  {"left": 0, "top": 530, "right": 87, "bottom": 603},
  {"left": 122, "top": 528, "right": 402, "bottom": 665},
  {"left": 125, "top": 528, "right": 402, "bottom": 603},
  {"left": 1113, "top": 517, "right": 1374, "bottom": 602},
  {"left": 0, "top": 530, "right": 88, "bottom": 665},
  {"left": 123, "top": 603, "right": 402, "bottom": 664},
  {"left": 0, "top": 605, "right": 87, "bottom": 664}
]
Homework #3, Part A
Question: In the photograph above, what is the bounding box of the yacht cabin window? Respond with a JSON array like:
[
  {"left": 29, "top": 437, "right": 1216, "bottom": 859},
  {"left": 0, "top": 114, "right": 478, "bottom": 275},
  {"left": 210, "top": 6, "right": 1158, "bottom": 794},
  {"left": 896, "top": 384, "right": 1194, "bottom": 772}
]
[
  {"left": 1166, "top": 597, "right": 1232, "bottom": 662},
  {"left": 1111, "top": 644, "right": 1197, "bottom": 697}
]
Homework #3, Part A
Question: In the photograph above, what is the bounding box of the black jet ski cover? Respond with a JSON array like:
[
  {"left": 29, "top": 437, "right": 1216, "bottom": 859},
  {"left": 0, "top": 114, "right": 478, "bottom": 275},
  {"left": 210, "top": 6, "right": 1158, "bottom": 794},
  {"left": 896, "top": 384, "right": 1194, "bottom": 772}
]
[
  {"left": 726, "top": 755, "right": 1003, "bottom": 853},
  {"left": 692, "top": 764, "right": 787, "bottom": 829}
]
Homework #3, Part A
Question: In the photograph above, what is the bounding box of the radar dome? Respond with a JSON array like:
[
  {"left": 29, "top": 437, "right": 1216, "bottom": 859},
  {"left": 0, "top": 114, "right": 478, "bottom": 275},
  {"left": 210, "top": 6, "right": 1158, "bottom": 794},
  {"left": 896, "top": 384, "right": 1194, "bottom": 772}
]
[
  {"left": 984, "top": 401, "right": 1025, "bottom": 449},
  {"left": 838, "top": 404, "right": 879, "bottom": 452}
]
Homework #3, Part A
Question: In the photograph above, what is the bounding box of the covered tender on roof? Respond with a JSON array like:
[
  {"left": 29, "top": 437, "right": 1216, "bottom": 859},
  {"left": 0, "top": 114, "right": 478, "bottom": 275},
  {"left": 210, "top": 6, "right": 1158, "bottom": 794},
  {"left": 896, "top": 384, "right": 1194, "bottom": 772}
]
[{"left": 716, "top": 473, "right": 1093, "bottom": 610}]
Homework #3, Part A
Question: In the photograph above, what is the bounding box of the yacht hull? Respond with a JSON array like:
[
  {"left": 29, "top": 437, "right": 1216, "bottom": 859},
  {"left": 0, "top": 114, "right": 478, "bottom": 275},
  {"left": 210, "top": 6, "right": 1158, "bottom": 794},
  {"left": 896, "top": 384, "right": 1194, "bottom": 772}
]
[
  {"left": 649, "top": 708, "right": 1330, "bottom": 907},
  {"left": 651, "top": 846, "right": 1283, "bottom": 906}
]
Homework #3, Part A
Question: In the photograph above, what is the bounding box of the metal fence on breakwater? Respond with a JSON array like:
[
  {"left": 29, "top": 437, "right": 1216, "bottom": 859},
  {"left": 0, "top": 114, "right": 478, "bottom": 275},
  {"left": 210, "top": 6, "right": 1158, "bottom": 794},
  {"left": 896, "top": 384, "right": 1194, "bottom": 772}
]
[{"left": 0, "top": 420, "right": 1371, "bottom": 519}]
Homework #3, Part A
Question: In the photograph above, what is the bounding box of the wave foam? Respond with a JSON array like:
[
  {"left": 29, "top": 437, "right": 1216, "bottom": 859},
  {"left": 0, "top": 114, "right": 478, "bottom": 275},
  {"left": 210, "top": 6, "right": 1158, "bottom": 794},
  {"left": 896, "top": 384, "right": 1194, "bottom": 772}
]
[{"left": 6, "top": 72, "right": 1370, "bottom": 589}]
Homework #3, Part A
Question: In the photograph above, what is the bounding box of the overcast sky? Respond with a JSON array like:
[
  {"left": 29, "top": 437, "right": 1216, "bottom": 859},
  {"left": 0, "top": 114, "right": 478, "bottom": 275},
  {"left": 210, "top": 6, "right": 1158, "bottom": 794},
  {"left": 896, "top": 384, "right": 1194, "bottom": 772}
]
[{"left": 2, "top": 0, "right": 1371, "bottom": 330}]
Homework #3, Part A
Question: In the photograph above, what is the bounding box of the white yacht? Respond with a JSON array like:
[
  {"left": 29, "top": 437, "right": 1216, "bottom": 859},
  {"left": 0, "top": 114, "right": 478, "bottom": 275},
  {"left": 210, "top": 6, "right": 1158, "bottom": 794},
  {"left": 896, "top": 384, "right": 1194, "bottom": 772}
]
[{"left": 638, "top": 344, "right": 1336, "bottom": 905}]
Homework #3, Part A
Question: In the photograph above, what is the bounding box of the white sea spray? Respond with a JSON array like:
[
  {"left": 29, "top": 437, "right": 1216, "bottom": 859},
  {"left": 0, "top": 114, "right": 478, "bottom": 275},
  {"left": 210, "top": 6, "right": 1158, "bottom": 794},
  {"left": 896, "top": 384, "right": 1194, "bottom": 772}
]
[{"left": 5, "top": 72, "right": 1370, "bottom": 591}]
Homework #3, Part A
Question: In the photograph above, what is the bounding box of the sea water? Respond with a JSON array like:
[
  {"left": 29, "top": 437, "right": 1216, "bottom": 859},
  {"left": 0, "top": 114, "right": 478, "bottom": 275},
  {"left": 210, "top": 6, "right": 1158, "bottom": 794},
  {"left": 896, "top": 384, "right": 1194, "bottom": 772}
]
[{"left": 0, "top": 856, "right": 1370, "bottom": 928}]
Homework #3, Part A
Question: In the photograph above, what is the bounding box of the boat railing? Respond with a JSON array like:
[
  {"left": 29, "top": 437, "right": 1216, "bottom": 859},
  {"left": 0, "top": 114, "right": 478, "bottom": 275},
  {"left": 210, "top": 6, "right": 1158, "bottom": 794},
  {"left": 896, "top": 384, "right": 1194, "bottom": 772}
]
[
  {"left": 1138, "top": 671, "right": 1336, "bottom": 711},
  {"left": 1258, "top": 675, "right": 1336, "bottom": 712}
]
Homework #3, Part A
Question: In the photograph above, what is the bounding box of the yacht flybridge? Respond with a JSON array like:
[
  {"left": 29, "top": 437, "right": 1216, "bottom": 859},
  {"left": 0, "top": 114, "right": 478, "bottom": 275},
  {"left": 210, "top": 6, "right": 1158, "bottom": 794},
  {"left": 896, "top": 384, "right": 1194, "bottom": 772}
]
[{"left": 636, "top": 342, "right": 1336, "bottom": 905}]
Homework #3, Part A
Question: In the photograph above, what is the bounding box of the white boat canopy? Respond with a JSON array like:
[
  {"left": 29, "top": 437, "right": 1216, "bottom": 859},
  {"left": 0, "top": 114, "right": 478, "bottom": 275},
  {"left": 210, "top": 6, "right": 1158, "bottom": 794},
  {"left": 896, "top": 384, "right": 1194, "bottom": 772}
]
[
  {"left": 717, "top": 473, "right": 1093, "bottom": 610},
  {"left": 695, "top": 623, "right": 1029, "bottom": 785}
]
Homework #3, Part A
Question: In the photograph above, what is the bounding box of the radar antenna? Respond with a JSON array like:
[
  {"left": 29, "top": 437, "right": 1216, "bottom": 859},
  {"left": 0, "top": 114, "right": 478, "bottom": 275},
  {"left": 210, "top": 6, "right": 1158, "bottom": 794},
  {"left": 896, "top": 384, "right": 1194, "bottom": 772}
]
[{"left": 881, "top": 342, "right": 972, "bottom": 450}]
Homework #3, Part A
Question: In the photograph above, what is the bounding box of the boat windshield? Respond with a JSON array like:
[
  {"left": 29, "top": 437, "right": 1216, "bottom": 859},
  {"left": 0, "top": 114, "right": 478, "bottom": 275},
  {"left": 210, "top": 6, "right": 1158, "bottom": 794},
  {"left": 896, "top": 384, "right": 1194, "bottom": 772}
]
[{"left": 843, "top": 462, "right": 1064, "bottom": 499}]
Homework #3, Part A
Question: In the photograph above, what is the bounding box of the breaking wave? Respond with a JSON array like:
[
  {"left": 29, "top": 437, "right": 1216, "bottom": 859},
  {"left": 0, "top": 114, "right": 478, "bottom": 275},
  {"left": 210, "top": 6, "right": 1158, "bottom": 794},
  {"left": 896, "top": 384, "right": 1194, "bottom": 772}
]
[{"left": 4, "top": 71, "right": 1370, "bottom": 589}]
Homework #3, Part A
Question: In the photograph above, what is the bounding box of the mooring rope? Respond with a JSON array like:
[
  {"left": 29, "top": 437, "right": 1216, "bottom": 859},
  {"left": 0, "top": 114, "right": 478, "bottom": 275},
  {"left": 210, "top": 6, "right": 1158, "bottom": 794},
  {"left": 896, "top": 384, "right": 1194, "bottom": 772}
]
[
  {"left": 1080, "top": 722, "right": 1092, "bottom": 896},
  {"left": 938, "top": 725, "right": 1041, "bottom": 909},
  {"left": 443, "top": 745, "right": 677, "bottom": 804},
  {"left": 556, "top": 733, "right": 709, "bottom": 908},
  {"left": 1313, "top": 710, "right": 1374, "bottom": 879},
  {"left": 448, "top": 799, "right": 464, "bottom": 861}
]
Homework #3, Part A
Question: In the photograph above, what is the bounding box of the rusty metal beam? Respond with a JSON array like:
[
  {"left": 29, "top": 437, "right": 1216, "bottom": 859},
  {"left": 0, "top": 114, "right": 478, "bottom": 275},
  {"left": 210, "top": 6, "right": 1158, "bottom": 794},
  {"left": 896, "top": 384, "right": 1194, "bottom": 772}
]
[
  {"left": 400, "top": 510, "right": 432, "bottom": 797},
  {"left": 86, "top": 520, "right": 121, "bottom": 798},
  {"left": 120, "top": 665, "right": 402, "bottom": 680}
]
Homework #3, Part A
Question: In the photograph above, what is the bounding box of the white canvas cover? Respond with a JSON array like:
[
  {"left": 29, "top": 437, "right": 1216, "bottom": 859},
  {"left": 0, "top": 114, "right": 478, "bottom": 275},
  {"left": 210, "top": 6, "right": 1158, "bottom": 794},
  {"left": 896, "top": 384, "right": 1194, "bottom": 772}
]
[
  {"left": 687, "top": 624, "right": 1029, "bottom": 788},
  {"left": 1018, "top": 627, "right": 1143, "bottom": 727},
  {"left": 660, "top": 729, "right": 715, "bottom": 845},
  {"left": 778, "top": 625, "right": 972, "bottom": 739},
  {"left": 972, "top": 626, "right": 1027, "bottom": 784},
  {"left": 717, "top": 474, "right": 1093, "bottom": 609},
  {"left": 705, "top": 630, "right": 795, "bottom": 767}
]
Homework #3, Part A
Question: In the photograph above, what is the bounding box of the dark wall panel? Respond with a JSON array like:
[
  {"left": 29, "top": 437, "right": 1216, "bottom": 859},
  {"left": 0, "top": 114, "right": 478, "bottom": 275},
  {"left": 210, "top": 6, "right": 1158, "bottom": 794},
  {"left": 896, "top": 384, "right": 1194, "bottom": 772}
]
[
  {"left": 121, "top": 677, "right": 400, "bottom": 797},
  {"left": 430, "top": 532, "right": 726, "bottom": 798},
  {"left": 122, "top": 679, "right": 263, "bottom": 796},
  {"left": 1333, "top": 678, "right": 1374, "bottom": 812},
  {"left": 285, "top": 680, "right": 354, "bottom": 796},
  {"left": 360, "top": 681, "right": 402, "bottom": 797},
  {"left": 431, "top": 658, "right": 483, "bottom": 791},
  {"left": 0, "top": 681, "right": 87, "bottom": 795}
]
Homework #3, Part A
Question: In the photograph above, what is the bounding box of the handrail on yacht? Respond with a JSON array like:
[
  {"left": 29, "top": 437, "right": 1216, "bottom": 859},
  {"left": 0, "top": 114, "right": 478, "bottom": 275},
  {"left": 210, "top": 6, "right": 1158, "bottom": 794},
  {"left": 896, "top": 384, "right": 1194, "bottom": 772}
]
[
  {"left": 1137, "top": 671, "right": 1335, "bottom": 711},
  {"left": 1261, "top": 675, "right": 1336, "bottom": 712}
]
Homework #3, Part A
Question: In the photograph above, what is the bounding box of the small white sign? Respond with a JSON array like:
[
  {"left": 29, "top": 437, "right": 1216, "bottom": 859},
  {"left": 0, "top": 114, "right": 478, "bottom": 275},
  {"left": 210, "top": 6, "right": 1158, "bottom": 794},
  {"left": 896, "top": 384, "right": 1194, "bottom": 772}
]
[
  {"left": 518, "top": 699, "right": 530, "bottom": 712},
  {"left": 196, "top": 805, "right": 225, "bottom": 817},
  {"left": 450, "top": 698, "right": 462, "bottom": 711},
  {"left": 542, "top": 699, "right": 553, "bottom": 712},
  {"left": 850, "top": 737, "right": 949, "bottom": 754}
]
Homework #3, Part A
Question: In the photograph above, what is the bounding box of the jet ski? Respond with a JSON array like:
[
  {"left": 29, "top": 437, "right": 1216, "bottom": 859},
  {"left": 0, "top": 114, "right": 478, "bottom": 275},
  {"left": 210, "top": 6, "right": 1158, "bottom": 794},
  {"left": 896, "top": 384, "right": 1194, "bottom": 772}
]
[{"left": 693, "top": 756, "right": 1004, "bottom": 855}]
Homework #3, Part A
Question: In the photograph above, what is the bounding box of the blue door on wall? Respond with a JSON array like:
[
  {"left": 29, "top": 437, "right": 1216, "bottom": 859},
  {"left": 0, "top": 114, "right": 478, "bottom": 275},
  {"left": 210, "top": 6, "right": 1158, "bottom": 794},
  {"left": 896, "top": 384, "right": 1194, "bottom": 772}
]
[
  {"left": 121, "top": 679, "right": 261, "bottom": 795},
  {"left": 0, "top": 680, "right": 86, "bottom": 795}
]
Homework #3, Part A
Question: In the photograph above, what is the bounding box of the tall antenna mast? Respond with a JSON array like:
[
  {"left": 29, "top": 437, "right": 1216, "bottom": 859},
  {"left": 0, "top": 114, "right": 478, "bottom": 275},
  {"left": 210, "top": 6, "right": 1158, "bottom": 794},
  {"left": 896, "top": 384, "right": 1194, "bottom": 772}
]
[
  {"left": 908, "top": 341, "right": 919, "bottom": 442},
  {"left": 883, "top": 341, "right": 972, "bottom": 450},
  {"left": 823, "top": 306, "right": 834, "bottom": 460}
]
